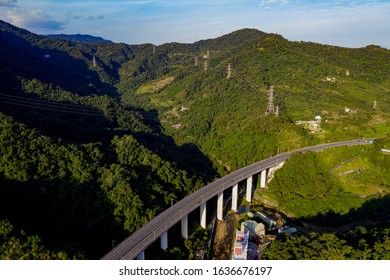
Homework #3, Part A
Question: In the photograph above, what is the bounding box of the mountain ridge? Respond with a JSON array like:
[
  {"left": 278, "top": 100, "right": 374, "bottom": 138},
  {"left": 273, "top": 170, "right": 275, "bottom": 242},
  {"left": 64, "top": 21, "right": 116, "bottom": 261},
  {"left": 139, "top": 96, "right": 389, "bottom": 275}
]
[
  {"left": 44, "top": 34, "right": 113, "bottom": 44},
  {"left": 1, "top": 18, "right": 389, "bottom": 167},
  {"left": 0, "top": 19, "right": 389, "bottom": 260}
]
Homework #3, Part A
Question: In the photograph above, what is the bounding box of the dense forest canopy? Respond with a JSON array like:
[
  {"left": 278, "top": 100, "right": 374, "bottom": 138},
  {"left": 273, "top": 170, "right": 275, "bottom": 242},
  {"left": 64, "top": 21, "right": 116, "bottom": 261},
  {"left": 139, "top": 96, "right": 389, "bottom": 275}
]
[
  {"left": 265, "top": 226, "right": 390, "bottom": 260},
  {"left": 0, "top": 19, "right": 389, "bottom": 259}
]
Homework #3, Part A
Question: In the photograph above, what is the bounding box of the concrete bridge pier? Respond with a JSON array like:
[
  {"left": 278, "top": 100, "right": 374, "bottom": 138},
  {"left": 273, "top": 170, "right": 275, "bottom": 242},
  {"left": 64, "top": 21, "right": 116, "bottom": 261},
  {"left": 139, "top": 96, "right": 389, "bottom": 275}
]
[
  {"left": 260, "top": 169, "right": 267, "bottom": 188},
  {"left": 161, "top": 231, "right": 168, "bottom": 250},
  {"left": 181, "top": 214, "right": 188, "bottom": 239},
  {"left": 200, "top": 202, "right": 207, "bottom": 229},
  {"left": 136, "top": 251, "right": 145, "bottom": 260},
  {"left": 246, "top": 176, "right": 253, "bottom": 202},
  {"left": 232, "top": 184, "right": 238, "bottom": 211},
  {"left": 217, "top": 192, "right": 224, "bottom": 220}
]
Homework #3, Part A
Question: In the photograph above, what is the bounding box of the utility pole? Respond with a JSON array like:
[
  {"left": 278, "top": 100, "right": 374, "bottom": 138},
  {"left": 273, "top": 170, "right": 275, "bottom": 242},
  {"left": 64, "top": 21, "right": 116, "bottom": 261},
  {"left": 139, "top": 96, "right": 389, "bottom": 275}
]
[
  {"left": 275, "top": 105, "right": 279, "bottom": 117},
  {"left": 265, "top": 86, "right": 275, "bottom": 115},
  {"left": 227, "top": 63, "right": 232, "bottom": 79},
  {"left": 152, "top": 45, "right": 156, "bottom": 55},
  {"left": 373, "top": 100, "right": 377, "bottom": 109}
]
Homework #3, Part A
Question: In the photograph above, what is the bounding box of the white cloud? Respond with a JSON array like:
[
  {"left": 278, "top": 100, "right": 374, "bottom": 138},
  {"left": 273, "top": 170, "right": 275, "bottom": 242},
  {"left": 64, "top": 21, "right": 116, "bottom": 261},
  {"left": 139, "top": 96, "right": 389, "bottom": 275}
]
[
  {"left": 260, "top": 0, "right": 289, "bottom": 7},
  {"left": 3, "top": 8, "right": 65, "bottom": 32},
  {"left": 84, "top": 15, "right": 105, "bottom": 21},
  {"left": 0, "top": 0, "right": 17, "bottom": 7},
  {"left": 252, "top": 1, "right": 390, "bottom": 48},
  {"left": 0, "top": 0, "right": 65, "bottom": 32}
]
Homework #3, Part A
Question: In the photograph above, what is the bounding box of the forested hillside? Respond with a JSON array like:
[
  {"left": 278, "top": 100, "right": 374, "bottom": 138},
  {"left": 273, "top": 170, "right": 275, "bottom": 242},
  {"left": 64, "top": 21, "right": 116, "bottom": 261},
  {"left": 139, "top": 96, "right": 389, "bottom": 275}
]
[
  {"left": 265, "top": 225, "right": 390, "bottom": 260},
  {"left": 0, "top": 19, "right": 389, "bottom": 259},
  {"left": 117, "top": 28, "right": 390, "bottom": 172},
  {"left": 45, "top": 34, "right": 113, "bottom": 44},
  {"left": 0, "top": 20, "right": 215, "bottom": 259},
  {"left": 263, "top": 143, "right": 390, "bottom": 220}
]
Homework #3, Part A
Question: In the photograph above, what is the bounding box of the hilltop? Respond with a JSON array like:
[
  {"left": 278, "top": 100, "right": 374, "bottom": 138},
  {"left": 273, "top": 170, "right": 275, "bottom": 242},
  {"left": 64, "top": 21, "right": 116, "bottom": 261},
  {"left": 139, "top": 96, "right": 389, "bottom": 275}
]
[
  {"left": 0, "top": 19, "right": 389, "bottom": 259},
  {"left": 45, "top": 34, "right": 113, "bottom": 44},
  {"left": 116, "top": 26, "right": 390, "bottom": 171}
]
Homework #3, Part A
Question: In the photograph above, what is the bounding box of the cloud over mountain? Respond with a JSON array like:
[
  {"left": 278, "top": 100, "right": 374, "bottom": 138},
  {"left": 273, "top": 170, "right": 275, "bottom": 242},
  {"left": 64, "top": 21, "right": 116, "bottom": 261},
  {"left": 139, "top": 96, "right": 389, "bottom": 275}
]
[
  {"left": 0, "top": 0, "right": 65, "bottom": 32},
  {"left": 4, "top": 9, "right": 65, "bottom": 31}
]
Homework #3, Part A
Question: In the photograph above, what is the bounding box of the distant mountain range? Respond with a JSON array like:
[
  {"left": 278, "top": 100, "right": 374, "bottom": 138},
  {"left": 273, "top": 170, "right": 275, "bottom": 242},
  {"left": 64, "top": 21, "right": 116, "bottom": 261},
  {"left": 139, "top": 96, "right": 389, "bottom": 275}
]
[{"left": 44, "top": 34, "right": 113, "bottom": 44}]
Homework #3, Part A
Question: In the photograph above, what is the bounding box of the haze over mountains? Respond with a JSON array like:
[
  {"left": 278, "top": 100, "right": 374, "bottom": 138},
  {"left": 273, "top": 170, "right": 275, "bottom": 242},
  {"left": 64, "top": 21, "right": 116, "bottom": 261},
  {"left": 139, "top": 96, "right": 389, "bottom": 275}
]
[{"left": 0, "top": 19, "right": 389, "bottom": 259}]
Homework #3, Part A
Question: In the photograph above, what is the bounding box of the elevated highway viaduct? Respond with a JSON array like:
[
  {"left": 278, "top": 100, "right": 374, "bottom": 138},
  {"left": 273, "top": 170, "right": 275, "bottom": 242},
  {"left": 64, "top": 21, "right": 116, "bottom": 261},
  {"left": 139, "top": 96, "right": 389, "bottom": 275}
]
[{"left": 102, "top": 138, "right": 376, "bottom": 260}]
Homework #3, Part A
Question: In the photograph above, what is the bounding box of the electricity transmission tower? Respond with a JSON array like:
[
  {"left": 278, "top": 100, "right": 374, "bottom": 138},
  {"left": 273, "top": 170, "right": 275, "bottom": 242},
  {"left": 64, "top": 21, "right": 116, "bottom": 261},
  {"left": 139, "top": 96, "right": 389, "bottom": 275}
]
[
  {"left": 92, "top": 56, "right": 97, "bottom": 67},
  {"left": 201, "top": 50, "right": 210, "bottom": 71},
  {"left": 227, "top": 63, "right": 232, "bottom": 79},
  {"left": 265, "top": 86, "right": 275, "bottom": 115}
]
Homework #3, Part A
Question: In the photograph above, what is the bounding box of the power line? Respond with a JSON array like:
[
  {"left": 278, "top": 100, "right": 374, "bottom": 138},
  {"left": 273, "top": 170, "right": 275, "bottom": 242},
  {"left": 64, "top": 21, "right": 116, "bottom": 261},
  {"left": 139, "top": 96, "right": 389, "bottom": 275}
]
[
  {"left": 0, "top": 99, "right": 103, "bottom": 116},
  {"left": 231, "top": 64, "right": 386, "bottom": 114},
  {"left": 281, "top": 94, "right": 378, "bottom": 115},
  {"left": 231, "top": 68, "right": 259, "bottom": 90},
  {"left": 228, "top": 67, "right": 380, "bottom": 116},
  {"left": 0, "top": 95, "right": 164, "bottom": 122},
  {"left": 0, "top": 93, "right": 101, "bottom": 113},
  {"left": 0, "top": 94, "right": 103, "bottom": 117}
]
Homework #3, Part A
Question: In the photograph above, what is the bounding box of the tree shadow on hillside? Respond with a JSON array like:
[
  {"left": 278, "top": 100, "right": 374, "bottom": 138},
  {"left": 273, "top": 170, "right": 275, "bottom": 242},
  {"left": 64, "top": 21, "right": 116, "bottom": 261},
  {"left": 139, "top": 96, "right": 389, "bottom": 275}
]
[
  {"left": 0, "top": 175, "right": 127, "bottom": 259},
  {"left": 0, "top": 30, "right": 119, "bottom": 97},
  {"left": 132, "top": 108, "right": 220, "bottom": 183},
  {"left": 302, "top": 194, "right": 390, "bottom": 231},
  {"left": 0, "top": 30, "right": 132, "bottom": 143},
  {"left": 0, "top": 100, "right": 116, "bottom": 142}
]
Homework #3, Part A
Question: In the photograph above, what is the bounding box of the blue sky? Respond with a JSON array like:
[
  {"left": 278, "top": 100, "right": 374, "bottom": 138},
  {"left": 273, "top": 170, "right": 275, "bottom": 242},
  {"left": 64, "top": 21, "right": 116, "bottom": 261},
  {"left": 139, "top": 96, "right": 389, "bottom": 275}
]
[{"left": 1, "top": 0, "right": 389, "bottom": 48}]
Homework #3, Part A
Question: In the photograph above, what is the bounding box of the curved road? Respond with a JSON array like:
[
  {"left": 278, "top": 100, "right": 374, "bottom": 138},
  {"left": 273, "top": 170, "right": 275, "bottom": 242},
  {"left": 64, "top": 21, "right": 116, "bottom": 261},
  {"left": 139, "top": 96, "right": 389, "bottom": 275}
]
[{"left": 101, "top": 138, "right": 375, "bottom": 260}]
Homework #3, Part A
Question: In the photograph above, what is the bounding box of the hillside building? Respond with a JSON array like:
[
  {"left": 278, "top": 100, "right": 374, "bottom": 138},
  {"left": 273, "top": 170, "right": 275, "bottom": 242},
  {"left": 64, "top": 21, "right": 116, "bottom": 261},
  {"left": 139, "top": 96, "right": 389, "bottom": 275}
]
[
  {"left": 254, "top": 212, "right": 276, "bottom": 228},
  {"left": 233, "top": 229, "right": 249, "bottom": 260},
  {"left": 278, "top": 226, "right": 298, "bottom": 235},
  {"left": 241, "top": 221, "right": 265, "bottom": 237}
]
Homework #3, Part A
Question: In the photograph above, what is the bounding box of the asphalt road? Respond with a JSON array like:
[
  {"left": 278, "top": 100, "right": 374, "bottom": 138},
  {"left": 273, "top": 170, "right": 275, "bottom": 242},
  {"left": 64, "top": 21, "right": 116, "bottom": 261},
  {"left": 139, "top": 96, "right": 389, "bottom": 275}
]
[{"left": 101, "top": 138, "right": 376, "bottom": 260}]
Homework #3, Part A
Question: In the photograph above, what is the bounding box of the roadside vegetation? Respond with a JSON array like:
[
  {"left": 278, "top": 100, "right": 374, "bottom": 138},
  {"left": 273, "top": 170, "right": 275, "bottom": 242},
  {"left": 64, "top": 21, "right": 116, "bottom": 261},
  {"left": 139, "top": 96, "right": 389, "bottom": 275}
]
[{"left": 265, "top": 226, "right": 390, "bottom": 260}]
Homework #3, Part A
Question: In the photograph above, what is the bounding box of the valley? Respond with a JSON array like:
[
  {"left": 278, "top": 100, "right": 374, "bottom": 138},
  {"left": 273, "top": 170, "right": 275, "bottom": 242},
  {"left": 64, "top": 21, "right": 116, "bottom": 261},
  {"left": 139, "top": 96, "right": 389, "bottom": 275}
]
[{"left": 0, "top": 19, "right": 389, "bottom": 260}]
